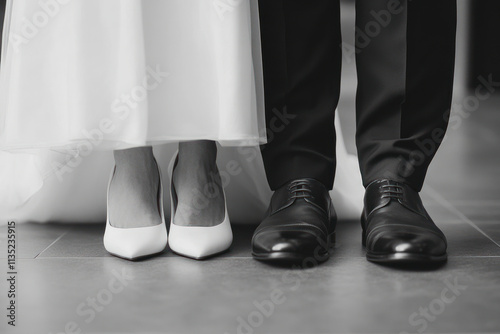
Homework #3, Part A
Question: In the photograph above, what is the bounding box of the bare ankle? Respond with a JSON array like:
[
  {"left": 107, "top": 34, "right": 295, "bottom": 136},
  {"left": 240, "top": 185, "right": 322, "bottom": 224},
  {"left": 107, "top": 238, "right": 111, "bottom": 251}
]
[
  {"left": 178, "top": 141, "right": 217, "bottom": 165},
  {"left": 114, "top": 146, "right": 155, "bottom": 166}
]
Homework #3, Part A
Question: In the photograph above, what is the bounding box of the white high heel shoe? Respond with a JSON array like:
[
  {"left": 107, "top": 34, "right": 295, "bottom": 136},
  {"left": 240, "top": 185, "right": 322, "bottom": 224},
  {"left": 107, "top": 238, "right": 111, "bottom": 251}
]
[
  {"left": 104, "top": 159, "right": 168, "bottom": 260},
  {"left": 167, "top": 151, "right": 233, "bottom": 260}
]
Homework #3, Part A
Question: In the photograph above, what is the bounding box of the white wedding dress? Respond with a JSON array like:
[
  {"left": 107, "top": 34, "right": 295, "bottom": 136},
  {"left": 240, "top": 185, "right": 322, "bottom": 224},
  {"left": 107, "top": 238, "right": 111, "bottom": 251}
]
[{"left": 0, "top": 0, "right": 363, "bottom": 224}]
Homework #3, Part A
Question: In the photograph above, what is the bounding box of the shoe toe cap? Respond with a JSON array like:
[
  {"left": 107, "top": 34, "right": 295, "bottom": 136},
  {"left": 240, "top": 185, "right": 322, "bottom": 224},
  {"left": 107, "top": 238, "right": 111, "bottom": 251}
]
[
  {"left": 252, "top": 229, "right": 329, "bottom": 257},
  {"left": 368, "top": 227, "right": 447, "bottom": 256}
]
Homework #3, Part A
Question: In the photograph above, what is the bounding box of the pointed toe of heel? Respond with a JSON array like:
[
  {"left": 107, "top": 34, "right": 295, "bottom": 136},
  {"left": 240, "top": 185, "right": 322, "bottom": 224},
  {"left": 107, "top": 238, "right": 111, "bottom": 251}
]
[
  {"left": 168, "top": 219, "right": 233, "bottom": 260},
  {"left": 104, "top": 223, "right": 168, "bottom": 260}
]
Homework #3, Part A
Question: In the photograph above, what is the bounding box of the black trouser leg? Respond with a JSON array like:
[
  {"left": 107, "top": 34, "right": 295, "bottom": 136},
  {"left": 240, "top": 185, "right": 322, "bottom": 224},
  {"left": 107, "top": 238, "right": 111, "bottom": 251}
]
[
  {"left": 355, "top": 0, "right": 457, "bottom": 191},
  {"left": 0, "top": 0, "right": 6, "bottom": 57},
  {"left": 258, "top": 0, "right": 342, "bottom": 190}
]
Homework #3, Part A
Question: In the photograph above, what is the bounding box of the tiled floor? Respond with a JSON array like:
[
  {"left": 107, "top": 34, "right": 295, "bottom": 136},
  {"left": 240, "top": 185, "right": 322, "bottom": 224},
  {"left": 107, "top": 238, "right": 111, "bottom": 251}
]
[{"left": 2, "top": 213, "right": 500, "bottom": 334}]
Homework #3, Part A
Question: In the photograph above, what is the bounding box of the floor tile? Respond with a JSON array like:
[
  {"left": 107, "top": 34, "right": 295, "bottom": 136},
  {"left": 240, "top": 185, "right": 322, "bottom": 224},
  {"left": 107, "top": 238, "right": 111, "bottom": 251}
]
[
  {"left": 2, "top": 257, "right": 500, "bottom": 334},
  {"left": 453, "top": 202, "right": 500, "bottom": 222},
  {"left": 426, "top": 96, "right": 500, "bottom": 203},
  {"left": 36, "top": 223, "right": 111, "bottom": 258},
  {"left": 465, "top": 220, "right": 500, "bottom": 245},
  {"left": 440, "top": 220, "right": 500, "bottom": 257},
  {"left": 0, "top": 222, "right": 69, "bottom": 259},
  {"left": 37, "top": 224, "right": 258, "bottom": 259}
]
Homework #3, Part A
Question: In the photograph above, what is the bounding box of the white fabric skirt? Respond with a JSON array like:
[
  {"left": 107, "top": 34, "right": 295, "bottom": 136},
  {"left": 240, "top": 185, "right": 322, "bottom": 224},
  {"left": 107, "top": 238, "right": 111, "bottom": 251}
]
[
  {"left": 0, "top": 0, "right": 365, "bottom": 223},
  {"left": 0, "top": 0, "right": 265, "bottom": 149}
]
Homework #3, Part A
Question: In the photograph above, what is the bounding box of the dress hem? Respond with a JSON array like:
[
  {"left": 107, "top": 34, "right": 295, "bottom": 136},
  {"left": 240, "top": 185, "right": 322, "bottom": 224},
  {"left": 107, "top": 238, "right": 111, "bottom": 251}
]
[{"left": 0, "top": 135, "right": 268, "bottom": 153}]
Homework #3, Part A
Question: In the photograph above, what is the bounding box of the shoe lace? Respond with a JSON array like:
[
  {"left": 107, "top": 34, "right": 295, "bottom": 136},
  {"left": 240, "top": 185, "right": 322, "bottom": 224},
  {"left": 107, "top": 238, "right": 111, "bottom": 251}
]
[
  {"left": 381, "top": 184, "right": 404, "bottom": 200},
  {"left": 289, "top": 181, "right": 314, "bottom": 200}
]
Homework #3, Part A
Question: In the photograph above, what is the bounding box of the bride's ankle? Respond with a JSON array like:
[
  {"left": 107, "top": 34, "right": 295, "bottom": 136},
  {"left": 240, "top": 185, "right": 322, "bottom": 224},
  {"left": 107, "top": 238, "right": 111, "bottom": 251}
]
[
  {"left": 113, "top": 147, "right": 157, "bottom": 173},
  {"left": 114, "top": 146, "right": 154, "bottom": 164},
  {"left": 178, "top": 140, "right": 217, "bottom": 166}
]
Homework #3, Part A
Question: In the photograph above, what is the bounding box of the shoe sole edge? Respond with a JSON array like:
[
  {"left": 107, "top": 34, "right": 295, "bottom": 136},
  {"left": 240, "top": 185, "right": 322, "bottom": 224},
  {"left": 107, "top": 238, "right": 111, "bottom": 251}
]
[{"left": 366, "top": 251, "right": 448, "bottom": 264}]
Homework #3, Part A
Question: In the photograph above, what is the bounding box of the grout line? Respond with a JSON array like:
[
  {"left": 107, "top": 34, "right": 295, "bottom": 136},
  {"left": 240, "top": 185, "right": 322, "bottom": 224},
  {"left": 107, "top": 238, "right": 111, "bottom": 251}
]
[
  {"left": 20, "top": 255, "right": 500, "bottom": 260},
  {"left": 446, "top": 255, "right": 500, "bottom": 258},
  {"left": 435, "top": 219, "right": 500, "bottom": 225},
  {"left": 426, "top": 186, "right": 500, "bottom": 248},
  {"left": 34, "top": 230, "right": 70, "bottom": 259},
  {"left": 448, "top": 199, "right": 500, "bottom": 207}
]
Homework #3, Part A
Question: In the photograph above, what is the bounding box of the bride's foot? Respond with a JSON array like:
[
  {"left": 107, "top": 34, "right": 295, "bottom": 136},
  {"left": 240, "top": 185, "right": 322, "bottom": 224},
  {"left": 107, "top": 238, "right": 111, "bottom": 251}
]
[
  {"left": 108, "top": 147, "right": 162, "bottom": 228},
  {"left": 173, "top": 141, "right": 225, "bottom": 227}
]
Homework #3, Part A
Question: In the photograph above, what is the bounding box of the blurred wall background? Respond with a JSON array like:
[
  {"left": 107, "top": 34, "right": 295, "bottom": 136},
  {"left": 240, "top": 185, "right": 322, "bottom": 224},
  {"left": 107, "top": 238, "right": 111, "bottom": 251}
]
[{"left": 0, "top": 0, "right": 5, "bottom": 56}]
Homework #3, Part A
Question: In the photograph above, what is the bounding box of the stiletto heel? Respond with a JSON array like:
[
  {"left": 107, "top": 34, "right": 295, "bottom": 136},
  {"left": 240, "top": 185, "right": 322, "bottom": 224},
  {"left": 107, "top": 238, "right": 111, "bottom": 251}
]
[
  {"left": 103, "top": 159, "right": 168, "bottom": 260},
  {"left": 167, "top": 151, "right": 233, "bottom": 260}
]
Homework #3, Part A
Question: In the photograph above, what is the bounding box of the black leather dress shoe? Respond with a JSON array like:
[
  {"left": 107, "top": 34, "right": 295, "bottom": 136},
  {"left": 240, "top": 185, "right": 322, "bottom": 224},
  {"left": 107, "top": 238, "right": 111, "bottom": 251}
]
[
  {"left": 362, "top": 179, "right": 447, "bottom": 264},
  {"left": 252, "top": 178, "right": 336, "bottom": 264}
]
